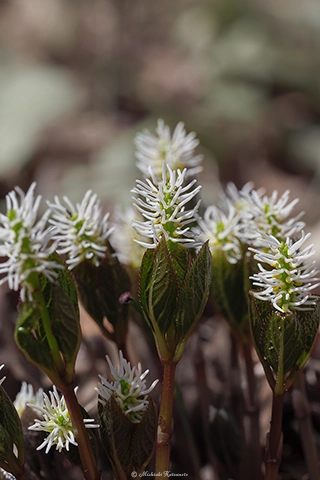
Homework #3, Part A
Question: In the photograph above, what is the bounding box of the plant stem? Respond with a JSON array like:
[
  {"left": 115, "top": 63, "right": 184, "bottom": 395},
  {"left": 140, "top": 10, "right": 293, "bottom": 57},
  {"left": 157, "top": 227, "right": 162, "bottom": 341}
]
[
  {"left": 292, "top": 372, "right": 320, "bottom": 480},
  {"left": 193, "top": 340, "right": 220, "bottom": 480},
  {"left": 241, "top": 344, "right": 262, "bottom": 480},
  {"left": 265, "top": 392, "right": 284, "bottom": 480},
  {"left": 155, "top": 360, "right": 177, "bottom": 474},
  {"left": 61, "top": 383, "right": 100, "bottom": 480}
]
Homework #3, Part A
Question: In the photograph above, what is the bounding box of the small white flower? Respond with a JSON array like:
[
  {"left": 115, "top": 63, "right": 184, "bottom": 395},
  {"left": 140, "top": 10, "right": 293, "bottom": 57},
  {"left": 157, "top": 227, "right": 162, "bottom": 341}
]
[
  {"left": 0, "top": 364, "right": 5, "bottom": 386},
  {"left": 96, "top": 351, "right": 158, "bottom": 423},
  {"left": 250, "top": 231, "right": 320, "bottom": 313},
  {"left": 47, "top": 190, "right": 113, "bottom": 269},
  {"left": 131, "top": 162, "right": 201, "bottom": 248},
  {"left": 198, "top": 202, "right": 243, "bottom": 264},
  {"left": 135, "top": 119, "right": 202, "bottom": 179},
  {"left": 241, "top": 189, "right": 305, "bottom": 246},
  {"left": 0, "top": 183, "right": 61, "bottom": 301},
  {"left": 14, "top": 382, "right": 43, "bottom": 417},
  {"left": 109, "top": 206, "right": 149, "bottom": 268},
  {"left": 28, "top": 385, "right": 98, "bottom": 454}
]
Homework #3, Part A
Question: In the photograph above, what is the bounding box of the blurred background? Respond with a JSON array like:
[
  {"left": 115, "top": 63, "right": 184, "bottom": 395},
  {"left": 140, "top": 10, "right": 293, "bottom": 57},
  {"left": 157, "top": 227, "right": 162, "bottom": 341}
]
[
  {"left": 2, "top": 1, "right": 320, "bottom": 478},
  {"left": 1, "top": 0, "right": 320, "bottom": 215}
]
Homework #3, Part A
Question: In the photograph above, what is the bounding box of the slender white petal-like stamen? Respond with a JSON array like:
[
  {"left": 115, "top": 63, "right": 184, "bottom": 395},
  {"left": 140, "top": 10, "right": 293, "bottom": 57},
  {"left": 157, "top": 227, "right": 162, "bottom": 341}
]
[
  {"left": 47, "top": 190, "right": 113, "bottom": 269},
  {"left": 198, "top": 201, "right": 244, "bottom": 264},
  {"left": 131, "top": 163, "right": 201, "bottom": 248},
  {"left": 96, "top": 351, "right": 158, "bottom": 423},
  {"left": 135, "top": 119, "right": 203, "bottom": 179},
  {"left": 0, "top": 364, "right": 5, "bottom": 386},
  {"left": 250, "top": 231, "right": 320, "bottom": 313},
  {"left": 14, "top": 382, "right": 44, "bottom": 417},
  {"left": 28, "top": 386, "right": 98, "bottom": 454},
  {"left": 0, "top": 183, "right": 62, "bottom": 301}
]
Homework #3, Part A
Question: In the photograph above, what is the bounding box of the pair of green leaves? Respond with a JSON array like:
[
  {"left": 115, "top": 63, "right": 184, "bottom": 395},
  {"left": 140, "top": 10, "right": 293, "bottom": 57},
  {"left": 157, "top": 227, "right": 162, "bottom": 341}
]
[
  {"left": 249, "top": 294, "right": 320, "bottom": 393},
  {"left": 15, "top": 253, "right": 81, "bottom": 386},
  {"left": 99, "top": 397, "right": 157, "bottom": 480},
  {"left": 139, "top": 238, "right": 212, "bottom": 362}
]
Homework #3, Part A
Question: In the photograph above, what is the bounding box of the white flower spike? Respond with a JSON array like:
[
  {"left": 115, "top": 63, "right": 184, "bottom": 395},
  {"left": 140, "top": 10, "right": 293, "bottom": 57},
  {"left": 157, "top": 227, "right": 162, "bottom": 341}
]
[
  {"left": 47, "top": 190, "right": 113, "bottom": 269},
  {"left": 14, "top": 382, "right": 44, "bottom": 417},
  {"left": 198, "top": 202, "right": 243, "bottom": 264},
  {"left": 132, "top": 162, "right": 201, "bottom": 248},
  {"left": 0, "top": 183, "right": 62, "bottom": 301},
  {"left": 28, "top": 386, "right": 98, "bottom": 454},
  {"left": 135, "top": 119, "right": 202, "bottom": 179},
  {"left": 250, "top": 231, "right": 320, "bottom": 313},
  {"left": 96, "top": 351, "right": 158, "bottom": 423}
]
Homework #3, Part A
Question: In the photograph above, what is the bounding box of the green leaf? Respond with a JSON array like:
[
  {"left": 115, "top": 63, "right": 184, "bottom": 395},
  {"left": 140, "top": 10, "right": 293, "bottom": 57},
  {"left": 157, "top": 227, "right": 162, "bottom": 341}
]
[
  {"left": 15, "top": 259, "right": 81, "bottom": 382},
  {"left": 98, "top": 397, "right": 135, "bottom": 480},
  {"left": 15, "top": 302, "right": 55, "bottom": 378},
  {"left": 211, "top": 249, "right": 249, "bottom": 340},
  {"left": 169, "top": 244, "right": 190, "bottom": 286},
  {"left": 175, "top": 242, "right": 212, "bottom": 339},
  {"left": 0, "top": 385, "right": 24, "bottom": 470},
  {"left": 131, "top": 400, "right": 157, "bottom": 474},
  {"left": 139, "top": 238, "right": 179, "bottom": 336},
  {"left": 139, "top": 248, "right": 155, "bottom": 327},
  {"left": 249, "top": 295, "right": 320, "bottom": 388},
  {"left": 73, "top": 242, "right": 130, "bottom": 345},
  {"left": 98, "top": 397, "right": 157, "bottom": 479}
]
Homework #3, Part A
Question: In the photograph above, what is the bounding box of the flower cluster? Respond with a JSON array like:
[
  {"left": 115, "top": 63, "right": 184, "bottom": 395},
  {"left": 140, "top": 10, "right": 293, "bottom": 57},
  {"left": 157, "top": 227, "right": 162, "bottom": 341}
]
[
  {"left": 250, "top": 232, "right": 319, "bottom": 313},
  {"left": 135, "top": 119, "right": 202, "bottom": 179},
  {"left": 198, "top": 202, "right": 243, "bottom": 264},
  {"left": 96, "top": 351, "right": 158, "bottom": 423},
  {"left": 132, "top": 162, "right": 201, "bottom": 248},
  {"left": 28, "top": 386, "right": 98, "bottom": 454},
  {"left": 199, "top": 182, "right": 307, "bottom": 264},
  {"left": 0, "top": 183, "right": 61, "bottom": 301},
  {"left": 47, "top": 190, "right": 113, "bottom": 269},
  {"left": 240, "top": 189, "right": 305, "bottom": 247}
]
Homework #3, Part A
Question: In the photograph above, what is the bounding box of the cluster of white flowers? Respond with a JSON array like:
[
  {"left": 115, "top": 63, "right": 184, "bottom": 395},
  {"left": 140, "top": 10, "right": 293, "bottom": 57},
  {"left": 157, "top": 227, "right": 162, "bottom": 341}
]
[
  {"left": 47, "top": 190, "right": 113, "bottom": 269},
  {"left": 239, "top": 189, "right": 305, "bottom": 247},
  {"left": 249, "top": 232, "right": 319, "bottom": 313},
  {"left": 135, "top": 119, "right": 202, "bottom": 179},
  {"left": 132, "top": 162, "right": 201, "bottom": 248},
  {"left": 198, "top": 202, "right": 243, "bottom": 264},
  {"left": 0, "top": 183, "right": 62, "bottom": 301},
  {"left": 28, "top": 386, "right": 98, "bottom": 454},
  {"left": 96, "top": 351, "right": 158, "bottom": 423}
]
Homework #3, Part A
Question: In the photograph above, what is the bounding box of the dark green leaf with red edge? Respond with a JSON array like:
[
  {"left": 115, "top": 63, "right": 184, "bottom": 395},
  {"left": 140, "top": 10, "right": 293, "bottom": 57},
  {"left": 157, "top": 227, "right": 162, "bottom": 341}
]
[{"left": 249, "top": 294, "right": 320, "bottom": 388}]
